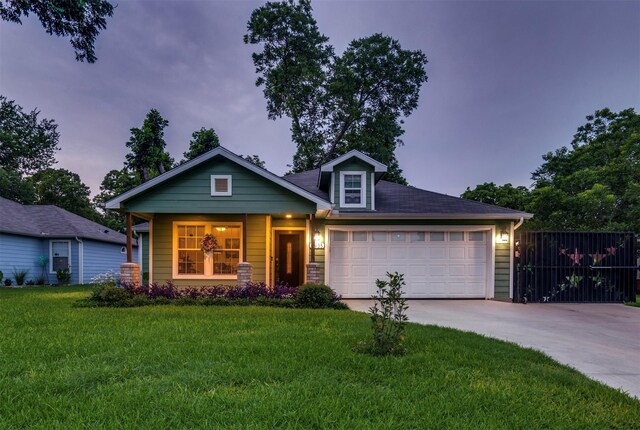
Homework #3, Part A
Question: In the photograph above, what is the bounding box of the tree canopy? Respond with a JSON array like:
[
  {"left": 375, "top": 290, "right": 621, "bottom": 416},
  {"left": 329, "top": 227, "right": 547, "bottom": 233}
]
[
  {"left": 0, "top": 167, "right": 35, "bottom": 204},
  {"left": 461, "top": 182, "right": 530, "bottom": 212},
  {"left": 245, "top": 0, "right": 427, "bottom": 183},
  {"left": 0, "top": 95, "right": 60, "bottom": 176},
  {"left": 183, "top": 128, "right": 220, "bottom": 161},
  {"left": 31, "top": 168, "right": 98, "bottom": 221},
  {"left": 462, "top": 108, "right": 640, "bottom": 232},
  {"left": 125, "top": 109, "right": 174, "bottom": 182},
  {"left": 0, "top": 0, "right": 114, "bottom": 63}
]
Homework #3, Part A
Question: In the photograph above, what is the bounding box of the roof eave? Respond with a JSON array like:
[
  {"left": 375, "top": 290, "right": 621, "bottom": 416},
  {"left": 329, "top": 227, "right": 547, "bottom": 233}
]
[
  {"left": 327, "top": 212, "right": 534, "bottom": 220},
  {"left": 106, "top": 146, "right": 332, "bottom": 211},
  {"left": 319, "top": 150, "right": 387, "bottom": 173}
]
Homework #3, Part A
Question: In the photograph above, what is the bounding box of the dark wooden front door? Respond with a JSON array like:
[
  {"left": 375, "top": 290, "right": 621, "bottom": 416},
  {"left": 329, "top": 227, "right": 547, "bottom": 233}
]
[{"left": 276, "top": 232, "right": 303, "bottom": 287}]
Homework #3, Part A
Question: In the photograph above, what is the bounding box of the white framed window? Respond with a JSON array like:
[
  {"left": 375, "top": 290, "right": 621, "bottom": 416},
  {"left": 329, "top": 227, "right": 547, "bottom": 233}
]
[
  {"left": 468, "top": 232, "right": 485, "bottom": 242},
  {"left": 173, "top": 222, "right": 242, "bottom": 279},
  {"left": 339, "top": 171, "right": 366, "bottom": 208},
  {"left": 332, "top": 231, "right": 348, "bottom": 241},
  {"left": 352, "top": 231, "right": 368, "bottom": 242},
  {"left": 449, "top": 232, "right": 465, "bottom": 241},
  {"left": 210, "top": 175, "right": 232, "bottom": 196},
  {"left": 50, "top": 240, "right": 71, "bottom": 273}
]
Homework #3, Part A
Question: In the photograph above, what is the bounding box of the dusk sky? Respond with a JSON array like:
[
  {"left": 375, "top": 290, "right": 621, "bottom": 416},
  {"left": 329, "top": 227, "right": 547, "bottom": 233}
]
[{"left": 1, "top": 0, "right": 638, "bottom": 197}]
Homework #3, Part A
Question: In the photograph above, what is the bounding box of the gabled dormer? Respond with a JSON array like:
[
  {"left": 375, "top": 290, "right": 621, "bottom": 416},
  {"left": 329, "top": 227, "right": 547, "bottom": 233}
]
[{"left": 318, "top": 150, "right": 387, "bottom": 211}]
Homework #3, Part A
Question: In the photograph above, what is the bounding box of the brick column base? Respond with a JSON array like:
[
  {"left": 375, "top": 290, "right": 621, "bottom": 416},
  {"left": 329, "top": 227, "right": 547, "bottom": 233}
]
[
  {"left": 306, "top": 263, "right": 321, "bottom": 284},
  {"left": 237, "top": 262, "right": 253, "bottom": 286},
  {"left": 120, "top": 263, "right": 140, "bottom": 286}
]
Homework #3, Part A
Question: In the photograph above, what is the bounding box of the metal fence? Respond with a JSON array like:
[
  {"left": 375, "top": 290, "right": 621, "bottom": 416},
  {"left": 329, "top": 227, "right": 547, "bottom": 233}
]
[{"left": 514, "top": 231, "right": 638, "bottom": 303}]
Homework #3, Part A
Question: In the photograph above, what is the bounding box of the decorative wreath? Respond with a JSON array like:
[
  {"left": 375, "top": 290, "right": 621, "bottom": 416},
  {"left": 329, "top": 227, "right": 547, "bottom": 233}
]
[{"left": 200, "top": 234, "right": 218, "bottom": 253}]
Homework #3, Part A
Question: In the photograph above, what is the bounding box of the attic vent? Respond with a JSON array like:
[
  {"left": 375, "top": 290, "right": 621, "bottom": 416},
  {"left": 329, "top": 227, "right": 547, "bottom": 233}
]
[{"left": 211, "top": 175, "right": 232, "bottom": 196}]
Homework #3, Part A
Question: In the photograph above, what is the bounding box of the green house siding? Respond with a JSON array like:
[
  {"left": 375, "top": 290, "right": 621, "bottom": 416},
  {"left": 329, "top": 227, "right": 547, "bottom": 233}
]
[
  {"left": 123, "top": 157, "right": 316, "bottom": 214},
  {"left": 151, "top": 214, "right": 267, "bottom": 287},
  {"left": 318, "top": 219, "right": 513, "bottom": 298},
  {"left": 333, "top": 158, "right": 374, "bottom": 210}
]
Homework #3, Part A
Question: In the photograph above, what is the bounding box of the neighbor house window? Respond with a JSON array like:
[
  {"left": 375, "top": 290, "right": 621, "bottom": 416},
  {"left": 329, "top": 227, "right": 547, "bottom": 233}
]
[
  {"left": 174, "top": 222, "right": 241, "bottom": 278},
  {"left": 340, "top": 172, "right": 366, "bottom": 208},
  {"left": 210, "top": 175, "right": 232, "bottom": 196},
  {"left": 50, "top": 240, "right": 71, "bottom": 273}
]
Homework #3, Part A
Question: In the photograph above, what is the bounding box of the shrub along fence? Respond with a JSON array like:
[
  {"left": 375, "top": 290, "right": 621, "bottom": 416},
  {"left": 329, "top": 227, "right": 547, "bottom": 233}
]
[{"left": 514, "top": 231, "right": 637, "bottom": 303}]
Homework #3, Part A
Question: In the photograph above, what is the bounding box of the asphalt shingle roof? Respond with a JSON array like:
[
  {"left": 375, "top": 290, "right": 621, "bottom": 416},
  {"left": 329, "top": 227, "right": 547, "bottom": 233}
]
[
  {"left": 0, "top": 197, "right": 131, "bottom": 245},
  {"left": 283, "top": 170, "right": 530, "bottom": 217}
]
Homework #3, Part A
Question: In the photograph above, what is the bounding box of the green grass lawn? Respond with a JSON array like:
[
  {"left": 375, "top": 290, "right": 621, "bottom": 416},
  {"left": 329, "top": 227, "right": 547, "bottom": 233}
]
[
  {"left": 625, "top": 294, "right": 640, "bottom": 307},
  {"left": 1, "top": 286, "right": 638, "bottom": 429}
]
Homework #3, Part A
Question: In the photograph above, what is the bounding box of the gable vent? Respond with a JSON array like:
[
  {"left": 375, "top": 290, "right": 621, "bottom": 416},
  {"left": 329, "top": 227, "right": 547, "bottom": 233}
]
[{"left": 211, "top": 175, "right": 232, "bottom": 196}]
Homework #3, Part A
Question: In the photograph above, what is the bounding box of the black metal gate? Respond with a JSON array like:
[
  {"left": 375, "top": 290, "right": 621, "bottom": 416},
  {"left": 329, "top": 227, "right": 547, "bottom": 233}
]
[{"left": 514, "top": 231, "right": 637, "bottom": 303}]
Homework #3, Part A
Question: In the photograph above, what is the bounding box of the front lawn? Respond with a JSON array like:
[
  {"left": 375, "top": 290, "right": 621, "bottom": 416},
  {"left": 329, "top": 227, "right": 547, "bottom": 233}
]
[{"left": 1, "top": 286, "right": 638, "bottom": 429}]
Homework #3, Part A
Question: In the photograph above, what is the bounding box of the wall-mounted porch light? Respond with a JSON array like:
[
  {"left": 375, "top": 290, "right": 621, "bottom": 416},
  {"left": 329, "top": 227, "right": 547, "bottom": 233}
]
[
  {"left": 311, "top": 229, "right": 325, "bottom": 249},
  {"left": 498, "top": 228, "right": 509, "bottom": 243}
]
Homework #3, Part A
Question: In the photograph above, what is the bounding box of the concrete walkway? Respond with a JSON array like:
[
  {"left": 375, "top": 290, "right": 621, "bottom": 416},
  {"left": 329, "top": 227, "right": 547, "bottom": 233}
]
[{"left": 344, "top": 299, "right": 640, "bottom": 399}]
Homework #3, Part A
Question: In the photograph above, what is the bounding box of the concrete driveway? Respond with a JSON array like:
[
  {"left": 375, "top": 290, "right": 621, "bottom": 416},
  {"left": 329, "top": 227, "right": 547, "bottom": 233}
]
[{"left": 344, "top": 299, "right": 640, "bottom": 399}]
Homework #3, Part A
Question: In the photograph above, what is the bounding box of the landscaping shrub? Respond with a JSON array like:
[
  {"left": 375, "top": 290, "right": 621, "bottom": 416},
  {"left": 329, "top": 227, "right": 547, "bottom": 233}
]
[
  {"left": 4, "top": 278, "right": 13, "bottom": 286},
  {"left": 354, "top": 272, "right": 409, "bottom": 356},
  {"left": 0, "top": 270, "right": 3, "bottom": 284},
  {"left": 56, "top": 268, "right": 71, "bottom": 285},
  {"left": 295, "top": 283, "right": 334, "bottom": 308},
  {"left": 12, "top": 268, "right": 29, "bottom": 286},
  {"left": 90, "top": 269, "right": 120, "bottom": 287},
  {"left": 78, "top": 281, "right": 345, "bottom": 309}
]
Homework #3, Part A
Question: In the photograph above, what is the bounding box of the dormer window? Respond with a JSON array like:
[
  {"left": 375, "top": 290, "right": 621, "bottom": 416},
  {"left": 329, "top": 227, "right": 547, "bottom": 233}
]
[
  {"left": 211, "top": 175, "right": 232, "bottom": 196},
  {"left": 340, "top": 171, "right": 366, "bottom": 208}
]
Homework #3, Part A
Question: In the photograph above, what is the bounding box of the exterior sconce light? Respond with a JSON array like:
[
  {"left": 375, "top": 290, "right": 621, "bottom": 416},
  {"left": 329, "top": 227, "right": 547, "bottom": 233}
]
[
  {"left": 312, "top": 230, "right": 325, "bottom": 249},
  {"left": 498, "top": 229, "right": 509, "bottom": 243},
  {"left": 285, "top": 214, "right": 292, "bottom": 219}
]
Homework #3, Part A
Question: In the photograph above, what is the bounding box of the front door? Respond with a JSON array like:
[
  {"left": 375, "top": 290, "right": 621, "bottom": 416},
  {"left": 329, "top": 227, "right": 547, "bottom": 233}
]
[{"left": 275, "top": 232, "right": 304, "bottom": 287}]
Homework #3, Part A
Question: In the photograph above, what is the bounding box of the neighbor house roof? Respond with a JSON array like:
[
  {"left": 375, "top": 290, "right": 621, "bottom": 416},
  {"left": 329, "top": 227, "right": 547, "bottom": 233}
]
[
  {"left": 0, "top": 197, "right": 132, "bottom": 245},
  {"left": 105, "top": 146, "right": 332, "bottom": 210},
  {"left": 283, "top": 170, "right": 533, "bottom": 219}
]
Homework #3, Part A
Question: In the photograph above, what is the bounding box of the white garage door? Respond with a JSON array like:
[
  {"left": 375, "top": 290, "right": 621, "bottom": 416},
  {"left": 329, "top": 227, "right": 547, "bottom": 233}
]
[{"left": 328, "top": 229, "right": 490, "bottom": 298}]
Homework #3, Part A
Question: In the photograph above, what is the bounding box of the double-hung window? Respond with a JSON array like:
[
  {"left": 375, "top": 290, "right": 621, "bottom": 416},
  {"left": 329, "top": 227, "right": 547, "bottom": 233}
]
[
  {"left": 174, "top": 222, "right": 242, "bottom": 279},
  {"left": 50, "top": 240, "right": 71, "bottom": 273},
  {"left": 340, "top": 171, "right": 366, "bottom": 208}
]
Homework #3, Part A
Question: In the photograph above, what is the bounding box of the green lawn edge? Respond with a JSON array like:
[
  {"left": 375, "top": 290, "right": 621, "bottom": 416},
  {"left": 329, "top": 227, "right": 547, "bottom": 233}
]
[{"left": 1, "top": 285, "right": 638, "bottom": 430}]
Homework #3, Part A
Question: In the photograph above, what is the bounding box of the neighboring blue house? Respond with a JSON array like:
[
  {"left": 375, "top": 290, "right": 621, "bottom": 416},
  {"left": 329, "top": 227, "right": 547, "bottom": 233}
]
[{"left": 0, "top": 197, "right": 137, "bottom": 285}]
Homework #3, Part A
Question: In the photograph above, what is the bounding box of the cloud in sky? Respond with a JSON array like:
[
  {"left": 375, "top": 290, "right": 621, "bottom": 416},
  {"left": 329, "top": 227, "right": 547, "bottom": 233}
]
[{"left": 1, "top": 0, "right": 638, "bottom": 197}]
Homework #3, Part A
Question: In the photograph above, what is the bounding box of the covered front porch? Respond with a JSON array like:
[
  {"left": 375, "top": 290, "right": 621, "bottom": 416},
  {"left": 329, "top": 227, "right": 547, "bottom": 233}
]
[{"left": 122, "top": 212, "right": 324, "bottom": 287}]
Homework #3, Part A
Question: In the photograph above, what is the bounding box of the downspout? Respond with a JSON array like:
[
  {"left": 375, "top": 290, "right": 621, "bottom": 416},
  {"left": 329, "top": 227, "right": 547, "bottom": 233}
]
[
  {"left": 513, "top": 217, "right": 525, "bottom": 231},
  {"left": 75, "top": 237, "right": 83, "bottom": 285}
]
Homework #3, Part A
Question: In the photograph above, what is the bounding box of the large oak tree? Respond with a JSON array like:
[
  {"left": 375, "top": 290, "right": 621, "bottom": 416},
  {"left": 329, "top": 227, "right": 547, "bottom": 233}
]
[{"left": 244, "top": 0, "right": 427, "bottom": 183}]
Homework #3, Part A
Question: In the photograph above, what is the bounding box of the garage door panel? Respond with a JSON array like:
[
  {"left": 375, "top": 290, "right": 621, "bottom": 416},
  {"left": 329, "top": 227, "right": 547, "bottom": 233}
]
[
  {"left": 448, "top": 265, "right": 466, "bottom": 276},
  {"left": 429, "top": 247, "right": 447, "bottom": 259},
  {"left": 448, "top": 247, "right": 466, "bottom": 259},
  {"left": 370, "top": 248, "right": 387, "bottom": 259},
  {"left": 329, "top": 228, "right": 489, "bottom": 298},
  {"left": 466, "top": 247, "right": 486, "bottom": 259},
  {"left": 351, "top": 247, "right": 369, "bottom": 259}
]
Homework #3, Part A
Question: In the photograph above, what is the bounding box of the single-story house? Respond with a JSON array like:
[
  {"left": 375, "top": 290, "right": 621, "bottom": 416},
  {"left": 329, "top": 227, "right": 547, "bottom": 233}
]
[
  {"left": 0, "top": 197, "right": 137, "bottom": 285},
  {"left": 106, "top": 147, "right": 532, "bottom": 299}
]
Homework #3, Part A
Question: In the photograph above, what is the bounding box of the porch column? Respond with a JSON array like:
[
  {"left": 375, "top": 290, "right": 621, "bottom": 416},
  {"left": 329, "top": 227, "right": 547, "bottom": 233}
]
[
  {"left": 126, "top": 212, "right": 133, "bottom": 263},
  {"left": 242, "top": 213, "right": 248, "bottom": 262},
  {"left": 121, "top": 212, "right": 139, "bottom": 285},
  {"left": 309, "top": 214, "right": 316, "bottom": 263}
]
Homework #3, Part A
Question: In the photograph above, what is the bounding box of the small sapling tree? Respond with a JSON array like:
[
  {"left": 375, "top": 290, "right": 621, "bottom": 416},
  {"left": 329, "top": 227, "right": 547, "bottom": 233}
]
[{"left": 354, "top": 271, "right": 409, "bottom": 356}]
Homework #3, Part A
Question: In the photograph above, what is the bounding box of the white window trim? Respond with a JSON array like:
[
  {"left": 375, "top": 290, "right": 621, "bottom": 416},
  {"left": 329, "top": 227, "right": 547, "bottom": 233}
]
[
  {"left": 339, "top": 171, "right": 367, "bottom": 208},
  {"left": 172, "top": 221, "right": 242, "bottom": 280},
  {"left": 210, "top": 175, "right": 232, "bottom": 196},
  {"left": 49, "top": 240, "right": 71, "bottom": 274}
]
